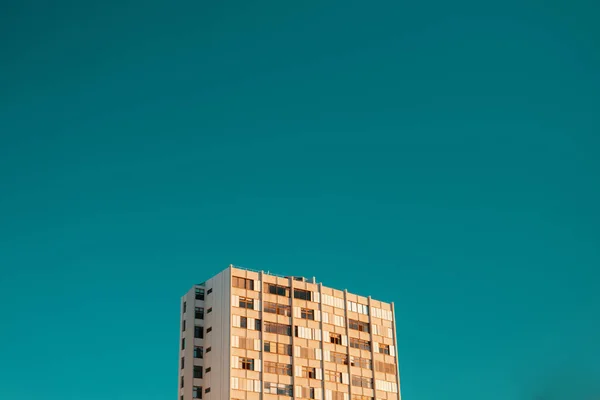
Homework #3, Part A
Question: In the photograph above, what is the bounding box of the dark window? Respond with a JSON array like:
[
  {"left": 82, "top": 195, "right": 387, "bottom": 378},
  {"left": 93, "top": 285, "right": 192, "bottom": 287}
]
[
  {"left": 349, "top": 319, "right": 370, "bottom": 333},
  {"left": 194, "top": 326, "right": 204, "bottom": 339},
  {"left": 264, "top": 382, "right": 293, "bottom": 396},
  {"left": 232, "top": 276, "right": 254, "bottom": 290},
  {"left": 194, "top": 346, "right": 203, "bottom": 359},
  {"left": 181, "top": 357, "right": 185, "bottom": 369},
  {"left": 350, "top": 356, "right": 372, "bottom": 370},
  {"left": 206, "top": 347, "right": 211, "bottom": 353},
  {"left": 205, "top": 367, "right": 211, "bottom": 373},
  {"left": 181, "top": 376, "right": 184, "bottom": 388},
  {"left": 183, "top": 302, "right": 187, "bottom": 313},
  {"left": 294, "top": 289, "right": 312, "bottom": 301},
  {"left": 264, "top": 341, "right": 292, "bottom": 355},
  {"left": 207, "top": 307, "right": 212, "bottom": 314},
  {"left": 205, "top": 388, "right": 211, "bottom": 394},
  {"left": 330, "top": 333, "right": 342, "bottom": 345},
  {"left": 239, "top": 297, "right": 254, "bottom": 309},
  {"left": 207, "top": 288, "right": 213, "bottom": 295},
  {"left": 301, "top": 308, "right": 315, "bottom": 320},
  {"left": 264, "top": 283, "right": 290, "bottom": 297},
  {"left": 263, "top": 301, "right": 291, "bottom": 316},
  {"left": 264, "top": 321, "right": 291, "bottom": 335},
  {"left": 379, "top": 343, "right": 391, "bottom": 355},
  {"left": 193, "top": 386, "right": 202, "bottom": 399},
  {"left": 350, "top": 338, "right": 371, "bottom": 351},
  {"left": 195, "top": 307, "right": 204, "bottom": 320},
  {"left": 240, "top": 357, "right": 254, "bottom": 370},
  {"left": 206, "top": 327, "right": 212, "bottom": 333},
  {"left": 181, "top": 396, "right": 184, "bottom": 400},
  {"left": 240, "top": 317, "right": 247, "bottom": 328},
  {"left": 182, "top": 320, "right": 186, "bottom": 331},
  {"left": 194, "top": 366, "right": 203, "bottom": 379},
  {"left": 303, "top": 366, "right": 316, "bottom": 379},
  {"left": 181, "top": 338, "right": 185, "bottom": 350},
  {"left": 195, "top": 288, "right": 205, "bottom": 300},
  {"left": 255, "top": 319, "right": 261, "bottom": 331}
]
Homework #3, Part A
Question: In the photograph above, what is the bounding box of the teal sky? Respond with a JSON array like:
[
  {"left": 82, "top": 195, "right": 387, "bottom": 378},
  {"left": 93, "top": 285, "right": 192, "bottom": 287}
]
[{"left": 1, "top": 0, "right": 599, "bottom": 399}]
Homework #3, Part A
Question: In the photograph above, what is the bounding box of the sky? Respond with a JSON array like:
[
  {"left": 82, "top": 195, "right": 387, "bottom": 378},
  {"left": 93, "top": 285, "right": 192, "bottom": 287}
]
[{"left": 1, "top": 0, "right": 599, "bottom": 399}]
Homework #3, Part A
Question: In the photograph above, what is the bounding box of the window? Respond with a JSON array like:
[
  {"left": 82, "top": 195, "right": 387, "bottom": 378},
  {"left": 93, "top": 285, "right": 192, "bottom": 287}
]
[
  {"left": 330, "top": 351, "right": 348, "bottom": 365},
  {"left": 194, "top": 366, "right": 203, "bottom": 379},
  {"left": 264, "top": 321, "right": 292, "bottom": 335},
  {"left": 350, "top": 338, "right": 371, "bottom": 351},
  {"left": 349, "top": 319, "right": 369, "bottom": 332},
  {"left": 194, "top": 346, "right": 203, "bottom": 359},
  {"left": 301, "top": 308, "right": 315, "bottom": 320},
  {"left": 194, "top": 326, "right": 204, "bottom": 339},
  {"left": 264, "top": 341, "right": 292, "bottom": 355},
  {"left": 181, "top": 338, "right": 185, "bottom": 350},
  {"left": 239, "top": 297, "right": 254, "bottom": 309},
  {"left": 255, "top": 319, "right": 261, "bottom": 331},
  {"left": 264, "top": 361, "right": 292, "bottom": 375},
  {"left": 181, "top": 376, "right": 184, "bottom": 388},
  {"left": 264, "top": 382, "right": 293, "bottom": 396},
  {"left": 234, "top": 337, "right": 255, "bottom": 350},
  {"left": 207, "top": 288, "right": 212, "bottom": 295},
  {"left": 181, "top": 357, "right": 185, "bottom": 369},
  {"left": 353, "top": 396, "right": 374, "bottom": 400},
  {"left": 379, "top": 343, "right": 391, "bottom": 355},
  {"left": 352, "top": 375, "right": 373, "bottom": 389},
  {"left": 297, "top": 346, "right": 316, "bottom": 359},
  {"left": 205, "top": 388, "right": 210, "bottom": 394},
  {"left": 350, "top": 356, "right": 372, "bottom": 370},
  {"left": 330, "top": 333, "right": 342, "bottom": 345},
  {"left": 181, "top": 395, "right": 184, "bottom": 400},
  {"left": 206, "top": 347, "right": 211, "bottom": 353},
  {"left": 195, "top": 307, "right": 204, "bottom": 320},
  {"left": 375, "top": 361, "right": 396, "bottom": 374},
  {"left": 299, "top": 387, "right": 315, "bottom": 399},
  {"left": 206, "top": 327, "right": 212, "bottom": 333},
  {"left": 182, "top": 320, "right": 186, "bottom": 331},
  {"left": 294, "top": 289, "right": 312, "bottom": 301},
  {"left": 232, "top": 276, "right": 254, "bottom": 290},
  {"left": 240, "top": 317, "right": 247, "bottom": 328},
  {"left": 192, "top": 386, "right": 202, "bottom": 399},
  {"left": 264, "top": 283, "right": 290, "bottom": 297},
  {"left": 205, "top": 367, "right": 211, "bottom": 373},
  {"left": 302, "top": 366, "right": 316, "bottom": 379},
  {"left": 263, "top": 301, "right": 291, "bottom": 316},
  {"left": 325, "top": 370, "right": 343, "bottom": 383},
  {"left": 207, "top": 307, "right": 212, "bottom": 314},
  {"left": 183, "top": 301, "right": 187, "bottom": 313},
  {"left": 240, "top": 357, "right": 254, "bottom": 370},
  {"left": 195, "top": 288, "right": 205, "bottom": 300}
]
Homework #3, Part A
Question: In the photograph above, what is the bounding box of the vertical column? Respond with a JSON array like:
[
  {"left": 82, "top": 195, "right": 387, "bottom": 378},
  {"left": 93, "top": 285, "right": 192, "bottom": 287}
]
[
  {"left": 318, "top": 283, "right": 326, "bottom": 399},
  {"left": 343, "top": 289, "right": 352, "bottom": 400},
  {"left": 259, "top": 271, "right": 265, "bottom": 400},
  {"left": 367, "top": 296, "right": 377, "bottom": 400},
  {"left": 390, "top": 302, "right": 401, "bottom": 400},
  {"left": 290, "top": 277, "right": 297, "bottom": 399}
]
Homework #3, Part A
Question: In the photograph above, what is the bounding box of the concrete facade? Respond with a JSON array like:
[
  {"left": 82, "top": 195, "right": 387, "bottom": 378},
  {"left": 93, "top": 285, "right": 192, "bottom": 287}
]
[{"left": 178, "top": 265, "right": 401, "bottom": 400}]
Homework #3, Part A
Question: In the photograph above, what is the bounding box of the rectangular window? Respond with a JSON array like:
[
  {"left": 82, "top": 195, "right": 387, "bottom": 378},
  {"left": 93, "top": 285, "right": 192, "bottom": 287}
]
[
  {"left": 182, "top": 320, "right": 186, "bottom": 331},
  {"left": 263, "top": 301, "right": 291, "bottom": 316},
  {"left": 375, "top": 361, "right": 396, "bottom": 374},
  {"left": 232, "top": 276, "right": 254, "bottom": 290},
  {"left": 294, "top": 289, "right": 312, "bottom": 301},
  {"left": 240, "top": 357, "right": 254, "bottom": 370},
  {"left": 205, "top": 388, "right": 210, "bottom": 394},
  {"left": 192, "top": 386, "right": 202, "bottom": 399},
  {"left": 181, "top": 338, "right": 185, "bottom": 350},
  {"left": 194, "top": 326, "right": 204, "bottom": 339},
  {"left": 255, "top": 319, "right": 261, "bottom": 331},
  {"left": 330, "top": 333, "right": 342, "bottom": 345},
  {"left": 207, "top": 288, "right": 212, "bottom": 295},
  {"left": 240, "top": 317, "right": 247, "bottom": 328},
  {"left": 207, "top": 307, "right": 212, "bottom": 314},
  {"left": 195, "top": 288, "right": 205, "bottom": 300},
  {"left": 206, "top": 347, "right": 211, "bottom": 353},
  {"left": 299, "top": 387, "right": 316, "bottom": 399},
  {"left": 302, "top": 366, "right": 316, "bottom": 379},
  {"left": 194, "top": 346, "right": 203, "bottom": 359},
  {"left": 234, "top": 337, "right": 255, "bottom": 350},
  {"left": 206, "top": 327, "right": 212, "bottom": 333},
  {"left": 264, "top": 321, "right": 292, "bottom": 335},
  {"left": 181, "top": 357, "right": 185, "bottom": 369},
  {"left": 330, "top": 351, "right": 348, "bottom": 365},
  {"left": 349, "top": 319, "right": 370, "bottom": 332},
  {"left": 264, "top": 283, "right": 290, "bottom": 297},
  {"left": 239, "top": 297, "right": 254, "bottom": 309},
  {"left": 181, "top": 376, "right": 184, "bottom": 388},
  {"left": 264, "top": 341, "right": 292, "bottom": 355},
  {"left": 194, "top": 366, "right": 203, "bottom": 378},
  {"left": 379, "top": 343, "right": 391, "bottom": 355},
  {"left": 350, "top": 338, "right": 371, "bottom": 351},
  {"left": 350, "top": 356, "right": 372, "bottom": 370},
  {"left": 195, "top": 307, "right": 204, "bottom": 320},
  {"left": 183, "top": 301, "right": 187, "bottom": 313},
  {"left": 352, "top": 375, "right": 373, "bottom": 389},
  {"left": 325, "top": 370, "right": 343, "bottom": 383},
  {"left": 264, "top": 361, "right": 292, "bottom": 375},
  {"left": 301, "top": 308, "right": 315, "bottom": 320},
  {"left": 264, "top": 382, "right": 293, "bottom": 396},
  {"left": 205, "top": 367, "right": 211, "bottom": 373}
]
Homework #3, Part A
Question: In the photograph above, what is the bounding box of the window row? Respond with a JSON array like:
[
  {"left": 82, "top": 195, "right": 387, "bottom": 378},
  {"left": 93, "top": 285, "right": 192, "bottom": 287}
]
[
  {"left": 232, "top": 315, "right": 261, "bottom": 330},
  {"left": 347, "top": 300, "right": 368, "bottom": 315},
  {"left": 232, "top": 276, "right": 254, "bottom": 290},
  {"left": 375, "top": 360, "right": 397, "bottom": 374},
  {"left": 231, "top": 377, "right": 261, "bottom": 393},
  {"left": 351, "top": 375, "right": 373, "bottom": 389},
  {"left": 375, "top": 380, "right": 399, "bottom": 393},
  {"left": 264, "top": 361, "right": 292, "bottom": 375}
]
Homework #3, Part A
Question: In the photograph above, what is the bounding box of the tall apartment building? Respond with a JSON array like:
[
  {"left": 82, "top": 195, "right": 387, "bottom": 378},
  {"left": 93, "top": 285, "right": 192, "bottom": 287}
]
[{"left": 178, "top": 265, "right": 401, "bottom": 400}]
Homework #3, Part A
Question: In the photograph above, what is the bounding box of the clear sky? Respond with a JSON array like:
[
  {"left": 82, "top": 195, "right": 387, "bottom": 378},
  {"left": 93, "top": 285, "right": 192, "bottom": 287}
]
[{"left": 1, "top": 1, "right": 599, "bottom": 399}]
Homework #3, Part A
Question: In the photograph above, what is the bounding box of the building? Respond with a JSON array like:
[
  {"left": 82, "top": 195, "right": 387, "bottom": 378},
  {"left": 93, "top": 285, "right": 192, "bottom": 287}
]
[{"left": 178, "top": 265, "right": 401, "bottom": 400}]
